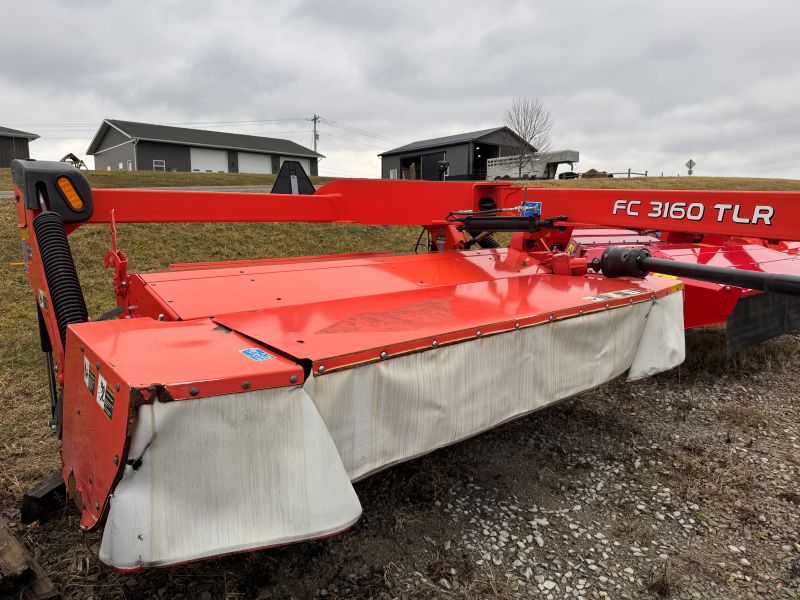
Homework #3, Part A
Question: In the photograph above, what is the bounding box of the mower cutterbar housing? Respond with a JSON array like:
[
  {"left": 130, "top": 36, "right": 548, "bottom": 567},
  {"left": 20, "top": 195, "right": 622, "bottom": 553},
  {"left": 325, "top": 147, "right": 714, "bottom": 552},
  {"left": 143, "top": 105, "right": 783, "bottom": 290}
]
[{"left": 14, "top": 160, "right": 800, "bottom": 569}]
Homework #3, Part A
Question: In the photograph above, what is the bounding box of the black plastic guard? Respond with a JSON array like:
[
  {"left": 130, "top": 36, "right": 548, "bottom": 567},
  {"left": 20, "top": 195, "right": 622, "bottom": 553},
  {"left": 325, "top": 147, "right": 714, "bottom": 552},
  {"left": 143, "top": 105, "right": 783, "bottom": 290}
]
[
  {"left": 271, "top": 160, "right": 315, "bottom": 195},
  {"left": 726, "top": 292, "right": 800, "bottom": 353},
  {"left": 11, "top": 159, "right": 94, "bottom": 223}
]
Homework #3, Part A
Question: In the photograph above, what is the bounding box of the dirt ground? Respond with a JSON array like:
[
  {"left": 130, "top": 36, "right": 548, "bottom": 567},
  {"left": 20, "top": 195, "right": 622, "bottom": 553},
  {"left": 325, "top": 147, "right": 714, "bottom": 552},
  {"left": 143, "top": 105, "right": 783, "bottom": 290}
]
[{"left": 1, "top": 328, "right": 796, "bottom": 599}]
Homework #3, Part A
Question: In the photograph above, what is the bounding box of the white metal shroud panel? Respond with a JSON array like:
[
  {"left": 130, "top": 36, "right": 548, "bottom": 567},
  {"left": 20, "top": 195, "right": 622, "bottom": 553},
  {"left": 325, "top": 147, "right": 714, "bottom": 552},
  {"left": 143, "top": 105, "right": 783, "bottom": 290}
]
[
  {"left": 100, "top": 292, "right": 683, "bottom": 568},
  {"left": 100, "top": 388, "right": 361, "bottom": 569}
]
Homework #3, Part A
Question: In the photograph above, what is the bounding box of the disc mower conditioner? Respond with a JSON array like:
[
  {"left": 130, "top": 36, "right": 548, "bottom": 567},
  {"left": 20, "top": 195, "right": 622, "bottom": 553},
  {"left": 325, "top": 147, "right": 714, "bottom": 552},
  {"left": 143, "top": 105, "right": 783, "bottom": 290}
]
[{"left": 13, "top": 160, "right": 800, "bottom": 569}]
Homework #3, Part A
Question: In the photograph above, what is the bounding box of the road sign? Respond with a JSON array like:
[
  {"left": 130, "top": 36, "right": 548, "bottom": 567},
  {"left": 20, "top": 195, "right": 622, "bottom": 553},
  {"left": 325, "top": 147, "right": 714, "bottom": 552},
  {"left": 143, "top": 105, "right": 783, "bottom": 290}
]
[{"left": 686, "top": 159, "right": 696, "bottom": 169}]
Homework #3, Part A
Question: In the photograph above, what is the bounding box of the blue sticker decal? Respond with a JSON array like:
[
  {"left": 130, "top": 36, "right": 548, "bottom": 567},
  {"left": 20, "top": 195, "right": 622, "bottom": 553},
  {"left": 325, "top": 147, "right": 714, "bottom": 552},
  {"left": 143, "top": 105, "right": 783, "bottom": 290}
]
[
  {"left": 240, "top": 348, "right": 275, "bottom": 361},
  {"left": 521, "top": 200, "right": 542, "bottom": 217}
]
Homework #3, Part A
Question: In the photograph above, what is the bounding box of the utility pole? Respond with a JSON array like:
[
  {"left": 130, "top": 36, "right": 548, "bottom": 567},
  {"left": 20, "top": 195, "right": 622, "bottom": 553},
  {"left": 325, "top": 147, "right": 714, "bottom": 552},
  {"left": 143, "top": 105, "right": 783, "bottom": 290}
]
[{"left": 310, "top": 114, "right": 320, "bottom": 153}]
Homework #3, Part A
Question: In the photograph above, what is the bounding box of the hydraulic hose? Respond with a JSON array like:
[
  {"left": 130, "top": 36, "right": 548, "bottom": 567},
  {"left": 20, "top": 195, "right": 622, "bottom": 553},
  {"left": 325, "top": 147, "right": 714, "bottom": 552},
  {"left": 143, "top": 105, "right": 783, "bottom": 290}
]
[{"left": 32, "top": 211, "right": 88, "bottom": 347}]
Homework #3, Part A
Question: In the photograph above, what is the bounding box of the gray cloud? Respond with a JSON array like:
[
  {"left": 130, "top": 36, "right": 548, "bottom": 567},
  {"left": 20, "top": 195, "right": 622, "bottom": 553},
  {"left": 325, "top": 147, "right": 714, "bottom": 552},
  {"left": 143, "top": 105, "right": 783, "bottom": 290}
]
[{"left": 1, "top": 0, "right": 798, "bottom": 178}]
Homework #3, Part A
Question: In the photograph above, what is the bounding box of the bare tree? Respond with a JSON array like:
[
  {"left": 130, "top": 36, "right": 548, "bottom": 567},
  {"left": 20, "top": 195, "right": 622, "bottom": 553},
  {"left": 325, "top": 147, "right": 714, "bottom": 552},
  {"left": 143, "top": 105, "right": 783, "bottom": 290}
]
[{"left": 503, "top": 97, "right": 553, "bottom": 178}]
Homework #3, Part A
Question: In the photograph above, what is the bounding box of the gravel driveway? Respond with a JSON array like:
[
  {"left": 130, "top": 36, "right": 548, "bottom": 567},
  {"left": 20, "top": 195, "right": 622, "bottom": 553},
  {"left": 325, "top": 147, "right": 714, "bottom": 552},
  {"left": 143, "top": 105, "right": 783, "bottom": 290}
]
[{"left": 15, "top": 329, "right": 800, "bottom": 599}]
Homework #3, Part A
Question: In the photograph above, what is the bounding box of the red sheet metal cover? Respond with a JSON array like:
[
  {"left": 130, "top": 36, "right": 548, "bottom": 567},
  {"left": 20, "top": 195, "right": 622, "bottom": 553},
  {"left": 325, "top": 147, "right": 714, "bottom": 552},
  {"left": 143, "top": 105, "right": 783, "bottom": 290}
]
[
  {"left": 209, "top": 253, "right": 679, "bottom": 372},
  {"left": 136, "top": 250, "right": 550, "bottom": 321},
  {"left": 66, "top": 318, "right": 303, "bottom": 399}
]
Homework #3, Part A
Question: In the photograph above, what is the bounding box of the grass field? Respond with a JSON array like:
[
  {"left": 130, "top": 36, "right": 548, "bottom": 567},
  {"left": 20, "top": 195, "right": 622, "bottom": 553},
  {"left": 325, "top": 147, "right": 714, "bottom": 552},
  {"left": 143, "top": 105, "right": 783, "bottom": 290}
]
[
  {"left": 1, "top": 174, "right": 799, "bottom": 597},
  {"left": 6, "top": 166, "right": 800, "bottom": 192},
  {"left": 0, "top": 167, "right": 336, "bottom": 191},
  {"left": 521, "top": 174, "right": 800, "bottom": 191}
]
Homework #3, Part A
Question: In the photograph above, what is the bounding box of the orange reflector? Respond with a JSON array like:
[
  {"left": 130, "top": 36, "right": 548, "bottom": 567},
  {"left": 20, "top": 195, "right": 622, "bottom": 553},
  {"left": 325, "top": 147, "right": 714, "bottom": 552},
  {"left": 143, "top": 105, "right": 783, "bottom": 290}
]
[{"left": 57, "top": 177, "right": 83, "bottom": 210}]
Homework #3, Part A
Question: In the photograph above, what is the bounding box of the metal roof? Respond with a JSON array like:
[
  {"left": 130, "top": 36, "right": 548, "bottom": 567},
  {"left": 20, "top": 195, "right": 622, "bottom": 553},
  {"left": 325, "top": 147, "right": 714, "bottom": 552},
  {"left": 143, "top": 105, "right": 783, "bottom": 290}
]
[
  {"left": 87, "top": 119, "right": 324, "bottom": 158},
  {"left": 378, "top": 126, "right": 529, "bottom": 156},
  {"left": 0, "top": 126, "right": 39, "bottom": 140}
]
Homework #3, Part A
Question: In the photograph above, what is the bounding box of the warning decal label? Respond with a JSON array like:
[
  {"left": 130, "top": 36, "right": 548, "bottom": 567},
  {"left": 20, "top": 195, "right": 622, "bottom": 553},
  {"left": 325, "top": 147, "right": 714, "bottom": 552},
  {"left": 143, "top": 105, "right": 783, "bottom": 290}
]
[
  {"left": 583, "top": 288, "right": 644, "bottom": 303},
  {"left": 83, "top": 357, "right": 96, "bottom": 395},
  {"left": 240, "top": 348, "right": 275, "bottom": 361},
  {"left": 95, "top": 374, "right": 114, "bottom": 420}
]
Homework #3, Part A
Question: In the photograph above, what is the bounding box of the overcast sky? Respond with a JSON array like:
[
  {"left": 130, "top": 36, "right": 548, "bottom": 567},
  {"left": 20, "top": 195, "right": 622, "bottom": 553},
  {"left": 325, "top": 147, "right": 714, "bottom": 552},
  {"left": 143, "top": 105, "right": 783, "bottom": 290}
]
[{"left": 2, "top": 1, "right": 799, "bottom": 179}]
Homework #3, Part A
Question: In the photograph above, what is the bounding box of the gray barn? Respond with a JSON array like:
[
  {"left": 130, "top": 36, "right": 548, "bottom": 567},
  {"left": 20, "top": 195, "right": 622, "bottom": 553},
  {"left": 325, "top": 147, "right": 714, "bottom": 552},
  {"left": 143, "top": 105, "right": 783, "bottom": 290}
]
[
  {"left": 0, "top": 126, "right": 38, "bottom": 168},
  {"left": 87, "top": 120, "right": 323, "bottom": 175},
  {"left": 378, "top": 127, "right": 534, "bottom": 181}
]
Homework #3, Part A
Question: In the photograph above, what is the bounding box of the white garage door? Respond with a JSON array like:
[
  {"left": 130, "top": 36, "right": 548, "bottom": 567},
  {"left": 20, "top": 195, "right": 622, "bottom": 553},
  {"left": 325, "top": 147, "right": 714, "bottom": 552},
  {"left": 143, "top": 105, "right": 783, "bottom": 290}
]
[
  {"left": 238, "top": 152, "right": 272, "bottom": 174},
  {"left": 280, "top": 156, "right": 311, "bottom": 174},
  {"left": 190, "top": 147, "right": 228, "bottom": 173}
]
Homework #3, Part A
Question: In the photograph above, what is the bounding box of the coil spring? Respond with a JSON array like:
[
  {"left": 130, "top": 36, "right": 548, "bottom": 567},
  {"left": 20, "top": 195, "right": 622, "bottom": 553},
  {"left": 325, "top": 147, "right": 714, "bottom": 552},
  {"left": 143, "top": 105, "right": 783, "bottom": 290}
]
[
  {"left": 478, "top": 235, "right": 501, "bottom": 249},
  {"left": 32, "top": 211, "right": 88, "bottom": 347}
]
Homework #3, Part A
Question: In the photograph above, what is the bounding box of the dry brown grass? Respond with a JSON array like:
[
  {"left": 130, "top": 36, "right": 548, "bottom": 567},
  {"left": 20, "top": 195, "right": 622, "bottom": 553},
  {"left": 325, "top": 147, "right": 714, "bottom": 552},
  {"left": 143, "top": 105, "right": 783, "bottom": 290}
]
[
  {"left": 682, "top": 326, "right": 797, "bottom": 375},
  {"left": 518, "top": 175, "right": 800, "bottom": 191},
  {"left": 0, "top": 167, "right": 336, "bottom": 191},
  {"left": 0, "top": 200, "right": 419, "bottom": 509}
]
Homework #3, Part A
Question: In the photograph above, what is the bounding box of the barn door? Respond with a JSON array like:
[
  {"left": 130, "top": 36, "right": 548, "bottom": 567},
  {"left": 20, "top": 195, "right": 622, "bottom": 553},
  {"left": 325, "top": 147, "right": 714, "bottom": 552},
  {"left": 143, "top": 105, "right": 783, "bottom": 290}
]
[{"left": 421, "top": 152, "right": 445, "bottom": 181}]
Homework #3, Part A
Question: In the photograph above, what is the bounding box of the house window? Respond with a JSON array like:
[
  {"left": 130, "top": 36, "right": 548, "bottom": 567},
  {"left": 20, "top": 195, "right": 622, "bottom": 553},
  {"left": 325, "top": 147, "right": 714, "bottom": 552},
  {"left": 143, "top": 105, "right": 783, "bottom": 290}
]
[
  {"left": 389, "top": 168, "right": 398, "bottom": 179},
  {"left": 153, "top": 160, "right": 166, "bottom": 172}
]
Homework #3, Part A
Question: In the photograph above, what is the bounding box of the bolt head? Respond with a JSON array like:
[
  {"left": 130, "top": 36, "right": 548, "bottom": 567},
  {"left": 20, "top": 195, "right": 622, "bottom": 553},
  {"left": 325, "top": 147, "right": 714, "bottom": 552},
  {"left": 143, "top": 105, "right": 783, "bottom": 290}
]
[
  {"left": 115, "top": 383, "right": 120, "bottom": 392},
  {"left": 189, "top": 386, "right": 199, "bottom": 396},
  {"left": 476, "top": 331, "right": 482, "bottom": 337},
  {"left": 549, "top": 315, "right": 555, "bottom": 322},
  {"left": 514, "top": 322, "right": 521, "bottom": 330},
  {"left": 431, "top": 340, "right": 439, "bottom": 348},
  {"left": 113, "top": 455, "right": 119, "bottom": 465},
  {"left": 290, "top": 375, "right": 298, "bottom": 384},
  {"left": 380, "top": 351, "right": 388, "bottom": 359},
  {"left": 318, "top": 365, "right": 326, "bottom": 374},
  {"left": 95, "top": 501, "right": 100, "bottom": 510},
  {"left": 241, "top": 380, "right": 251, "bottom": 390}
]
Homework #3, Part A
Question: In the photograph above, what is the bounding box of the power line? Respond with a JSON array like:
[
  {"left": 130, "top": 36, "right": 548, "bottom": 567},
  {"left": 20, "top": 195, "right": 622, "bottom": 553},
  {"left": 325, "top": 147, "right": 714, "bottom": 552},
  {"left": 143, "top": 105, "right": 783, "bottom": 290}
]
[
  {"left": 164, "top": 118, "right": 307, "bottom": 125},
  {"left": 6, "top": 118, "right": 307, "bottom": 127},
  {"left": 319, "top": 166, "right": 373, "bottom": 178},
  {"left": 319, "top": 117, "right": 402, "bottom": 145},
  {"left": 320, "top": 129, "right": 388, "bottom": 150},
  {"left": 36, "top": 129, "right": 311, "bottom": 140},
  {"left": 320, "top": 118, "right": 399, "bottom": 143}
]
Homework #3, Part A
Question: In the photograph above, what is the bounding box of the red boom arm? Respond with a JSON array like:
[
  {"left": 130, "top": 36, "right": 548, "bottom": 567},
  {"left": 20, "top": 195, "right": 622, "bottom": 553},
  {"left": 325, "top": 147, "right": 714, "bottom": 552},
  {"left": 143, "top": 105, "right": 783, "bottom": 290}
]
[{"left": 84, "top": 180, "right": 800, "bottom": 242}]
